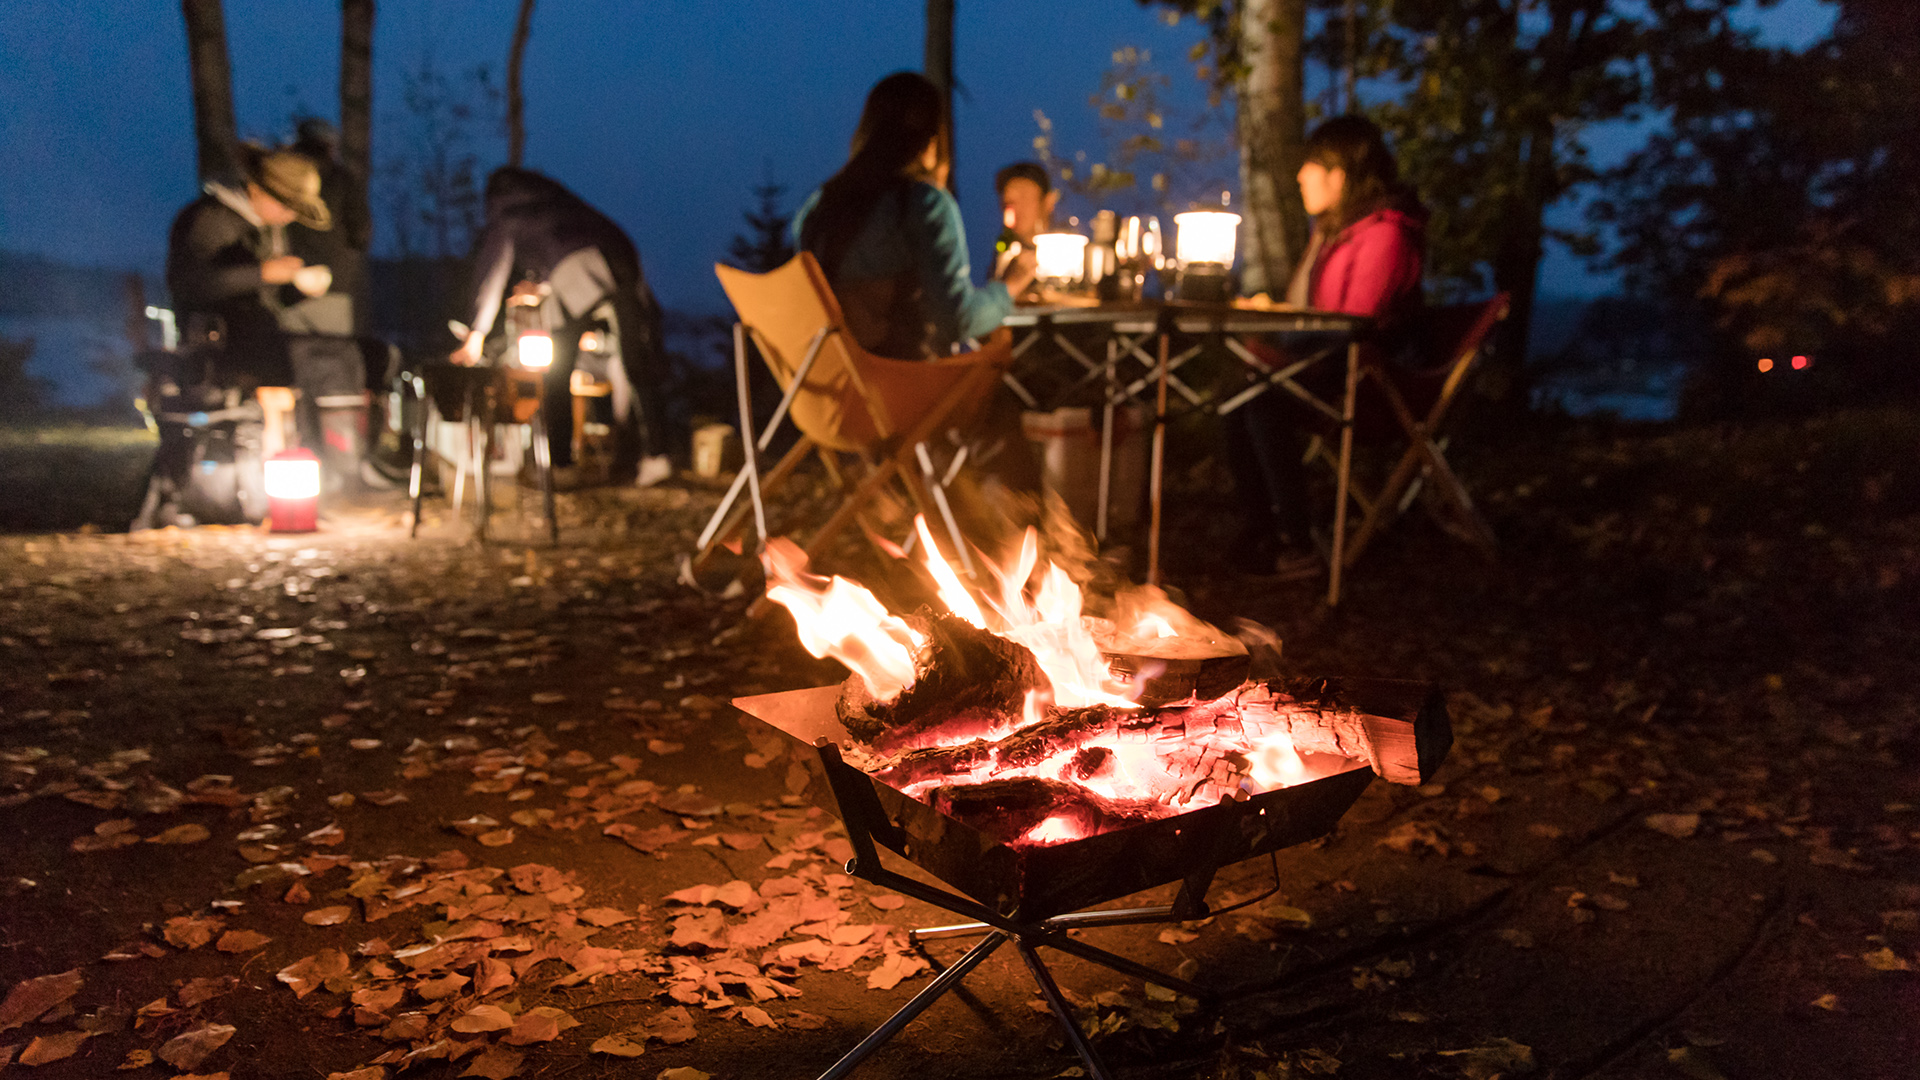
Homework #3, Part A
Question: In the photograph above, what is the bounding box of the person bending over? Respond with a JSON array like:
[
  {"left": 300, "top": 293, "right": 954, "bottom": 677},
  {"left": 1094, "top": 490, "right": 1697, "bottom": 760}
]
[
  {"left": 1227, "top": 115, "right": 1428, "bottom": 577},
  {"left": 454, "top": 168, "right": 672, "bottom": 487}
]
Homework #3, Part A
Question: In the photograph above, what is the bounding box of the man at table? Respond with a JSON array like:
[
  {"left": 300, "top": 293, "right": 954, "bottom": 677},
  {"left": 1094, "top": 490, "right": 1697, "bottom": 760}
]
[{"left": 993, "top": 161, "right": 1060, "bottom": 282}]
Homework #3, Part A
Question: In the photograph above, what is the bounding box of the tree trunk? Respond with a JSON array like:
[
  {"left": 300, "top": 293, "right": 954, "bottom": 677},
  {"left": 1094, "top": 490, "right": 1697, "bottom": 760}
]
[
  {"left": 339, "top": 0, "right": 375, "bottom": 251},
  {"left": 1487, "top": 122, "right": 1556, "bottom": 399},
  {"left": 1234, "top": 0, "right": 1309, "bottom": 298},
  {"left": 180, "top": 0, "right": 240, "bottom": 185},
  {"left": 506, "top": 0, "right": 536, "bottom": 167},
  {"left": 925, "top": 0, "right": 955, "bottom": 192}
]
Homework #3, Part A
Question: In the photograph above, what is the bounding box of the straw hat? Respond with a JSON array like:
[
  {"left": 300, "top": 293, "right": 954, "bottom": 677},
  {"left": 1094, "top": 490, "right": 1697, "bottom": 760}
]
[{"left": 248, "top": 148, "right": 332, "bottom": 231}]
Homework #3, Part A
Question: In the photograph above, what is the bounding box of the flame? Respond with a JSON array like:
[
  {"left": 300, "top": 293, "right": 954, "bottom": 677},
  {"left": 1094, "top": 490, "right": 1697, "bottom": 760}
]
[
  {"left": 1134, "top": 613, "right": 1178, "bottom": 639},
  {"left": 1024, "top": 815, "right": 1083, "bottom": 845},
  {"left": 1247, "top": 734, "right": 1309, "bottom": 789},
  {"left": 762, "top": 538, "right": 924, "bottom": 700}
]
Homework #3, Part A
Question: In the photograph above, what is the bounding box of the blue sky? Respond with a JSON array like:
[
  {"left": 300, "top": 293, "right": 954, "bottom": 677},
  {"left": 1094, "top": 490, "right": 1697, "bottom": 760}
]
[{"left": 0, "top": 0, "right": 1836, "bottom": 314}]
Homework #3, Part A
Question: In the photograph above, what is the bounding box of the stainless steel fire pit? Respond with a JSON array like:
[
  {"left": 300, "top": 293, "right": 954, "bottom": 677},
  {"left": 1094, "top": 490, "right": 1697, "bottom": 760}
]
[{"left": 734, "top": 675, "right": 1450, "bottom": 1080}]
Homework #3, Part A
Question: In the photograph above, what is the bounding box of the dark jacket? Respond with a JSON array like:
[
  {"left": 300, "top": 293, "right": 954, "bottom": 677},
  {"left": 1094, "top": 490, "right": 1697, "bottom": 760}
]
[
  {"left": 464, "top": 168, "right": 645, "bottom": 336},
  {"left": 166, "top": 188, "right": 291, "bottom": 380},
  {"left": 287, "top": 139, "right": 371, "bottom": 328}
]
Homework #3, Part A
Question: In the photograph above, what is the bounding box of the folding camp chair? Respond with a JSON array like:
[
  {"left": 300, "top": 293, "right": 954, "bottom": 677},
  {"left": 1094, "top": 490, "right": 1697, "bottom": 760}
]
[
  {"left": 1312, "top": 294, "right": 1509, "bottom": 575},
  {"left": 688, "top": 252, "right": 1012, "bottom": 580}
]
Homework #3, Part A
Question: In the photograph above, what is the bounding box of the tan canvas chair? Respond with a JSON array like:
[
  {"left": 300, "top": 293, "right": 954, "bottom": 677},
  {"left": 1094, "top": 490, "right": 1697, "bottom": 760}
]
[
  {"left": 688, "top": 252, "right": 1012, "bottom": 579},
  {"left": 1310, "top": 294, "right": 1508, "bottom": 583}
]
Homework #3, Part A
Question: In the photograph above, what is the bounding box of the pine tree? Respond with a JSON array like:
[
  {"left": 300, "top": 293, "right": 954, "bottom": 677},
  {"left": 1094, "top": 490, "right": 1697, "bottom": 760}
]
[{"left": 727, "top": 168, "right": 796, "bottom": 273}]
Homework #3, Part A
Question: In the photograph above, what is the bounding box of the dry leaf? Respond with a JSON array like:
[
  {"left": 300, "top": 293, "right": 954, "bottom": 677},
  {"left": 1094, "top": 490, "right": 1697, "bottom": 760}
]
[
  {"left": 416, "top": 973, "right": 470, "bottom": 1000},
  {"left": 472, "top": 958, "right": 515, "bottom": 996},
  {"left": 1436, "top": 1037, "right": 1535, "bottom": 1079},
  {"left": 1861, "top": 947, "right": 1912, "bottom": 972},
  {"left": 277, "top": 949, "right": 350, "bottom": 998},
  {"left": 459, "top": 1045, "right": 524, "bottom": 1079},
  {"left": 118, "top": 1048, "right": 156, "bottom": 1070},
  {"left": 866, "top": 953, "right": 929, "bottom": 990},
  {"left": 1644, "top": 813, "right": 1701, "bottom": 839},
  {"left": 784, "top": 1010, "right": 829, "bottom": 1030},
  {"left": 591, "top": 1033, "right": 647, "bottom": 1057},
  {"left": 657, "top": 1069, "right": 711, "bottom": 1080},
  {"left": 147, "top": 823, "right": 212, "bottom": 845},
  {"left": 450, "top": 1005, "right": 513, "bottom": 1033},
  {"left": 739, "top": 1004, "right": 777, "bottom": 1028},
  {"left": 176, "top": 976, "right": 238, "bottom": 1007},
  {"left": 1, "top": 968, "right": 83, "bottom": 1032},
  {"left": 647, "top": 1006, "right": 697, "bottom": 1045},
  {"left": 19, "top": 1030, "right": 90, "bottom": 1065},
  {"left": 868, "top": 894, "right": 906, "bottom": 911},
  {"left": 162, "top": 914, "right": 225, "bottom": 950},
  {"left": 304, "top": 905, "right": 354, "bottom": 926},
  {"left": 477, "top": 829, "right": 516, "bottom": 847},
  {"left": 215, "top": 930, "right": 272, "bottom": 953},
  {"left": 1810, "top": 993, "right": 1839, "bottom": 1011},
  {"left": 158, "top": 1022, "right": 236, "bottom": 1070},
  {"left": 1157, "top": 927, "right": 1199, "bottom": 945},
  {"left": 503, "top": 1005, "right": 576, "bottom": 1045},
  {"left": 579, "top": 907, "right": 635, "bottom": 927}
]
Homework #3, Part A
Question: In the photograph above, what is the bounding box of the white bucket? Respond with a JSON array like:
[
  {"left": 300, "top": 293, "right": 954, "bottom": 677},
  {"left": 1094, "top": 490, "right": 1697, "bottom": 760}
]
[{"left": 1021, "top": 405, "right": 1149, "bottom": 537}]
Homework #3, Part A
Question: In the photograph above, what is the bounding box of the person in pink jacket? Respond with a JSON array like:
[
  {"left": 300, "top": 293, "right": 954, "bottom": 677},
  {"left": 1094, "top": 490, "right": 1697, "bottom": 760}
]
[{"left": 1227, "top": 115, "right": 1427, "bottom": 577}]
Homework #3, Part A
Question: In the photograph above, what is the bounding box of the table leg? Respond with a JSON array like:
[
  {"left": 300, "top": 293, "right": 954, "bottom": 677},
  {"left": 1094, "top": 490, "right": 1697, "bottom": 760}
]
[
  {"left": 1147, "top": 331, "right": 1168, "bottom": 585},
  {"left": 1327, "top": 340, "right": 1360, "bottom": 605},
  {"left": 1096, "top": 337, "right": 1117, "bottom": 543}
]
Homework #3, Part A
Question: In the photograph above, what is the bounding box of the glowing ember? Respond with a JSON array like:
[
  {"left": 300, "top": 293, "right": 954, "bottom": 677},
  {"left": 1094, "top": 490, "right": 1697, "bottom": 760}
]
[{"left": 761, "top": 520, "right": 1347, "bottom": 849}]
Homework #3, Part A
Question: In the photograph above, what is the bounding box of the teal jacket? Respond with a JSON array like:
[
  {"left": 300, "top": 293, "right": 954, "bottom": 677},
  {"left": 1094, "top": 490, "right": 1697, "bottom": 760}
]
[{"left": 793, "top": 181, "right": 1011, "bottom": 359}]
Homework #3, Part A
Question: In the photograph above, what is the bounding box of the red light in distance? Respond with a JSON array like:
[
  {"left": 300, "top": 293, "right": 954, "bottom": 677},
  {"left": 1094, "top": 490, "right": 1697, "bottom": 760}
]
[
  {"left": 1757, "top": 358, "right": 1774, "bottom": 372},
  {"left": 1791, "top": 355, "right": 1809, "bottom": 370}
]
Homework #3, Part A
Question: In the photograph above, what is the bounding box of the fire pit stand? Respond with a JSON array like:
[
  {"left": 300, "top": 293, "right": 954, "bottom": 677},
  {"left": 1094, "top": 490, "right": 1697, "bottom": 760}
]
[{"left": 737, "top": 678, "right": 1451, "bottom": 1080}]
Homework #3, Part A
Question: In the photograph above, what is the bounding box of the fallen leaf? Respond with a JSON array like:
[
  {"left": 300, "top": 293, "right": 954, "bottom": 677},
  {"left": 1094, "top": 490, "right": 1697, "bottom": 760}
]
[
  {"left": 866, "top": 952, "right": 929, "bottom": 990},
  {"left": 1644, "top": 813, "right": 1701, "bottom": 839},
  {"left": 177, "top": 976, "right": 238, "bottom": 1007},
  {"left": 1861, "top": 947, "right": 1912, "bottom": 972},
  {"left": 1157, "top": 928, "right": 1199, "bottom": 945},
  {"left": 1667, "top": 1045, "right": 1729, "bottom": 1080},
  {"left": 868, "top": 894, "right": 906, "bottom": 911},
  {"left": 503, "top": 1005, "right": 577, "bottom": 1045},
  {"left": 647, "top": 1006, "right": 697, "bottom": 1045},
  {"left": 304, "top": 905, "right": 354, "bottom": 926},
  {"left": 277, "top": 949, "right": 350, "bottom": 998},
  {"left": 216, "top": 929, "right": 272, "bottom": 953},
  {"left": 1378, "top": 821, "right": 1451, "bottom": 857},
  {"left": 1810, "top": 993, "right": 1839, "bottom": 1011},
  {"left": 783, "top": 1011, "right": 829, "bottom": 1030},
  {"left": 1, "top": 968, "right": 83, "bottom": 1032},
  {"left": 739, "top": 1004, "right": 777, "bottom": 1028},
  {"left": 416, "top": 972, "right": 470, "bottom": 1000},
  {"left": 579, "top": 907, "right": 634, "bottom": 927},
  {"left": 19, "top": 1030, "right": 90, "bottom": 1065},
  {"left": 473, "top": 958, "right": 514, "bottom": 996},
  {"left": 1436, "top": 1037, "right": 1535, "bottom": 1079},
  {"left": 591, "top": 1033, "right": 647, "bottom": 1057},
  {"left": 657, "top": 1069, "right": 711, "bottom": 1080},
  {"left": 118, "top": 1048, "right": 155, "bottom": 1070},
  {"left": 460, "top": 1045, "right": 524, "bottom": 1079},
  {"left": 450, "top": 1005, "right": 513, "bottom": 1033},
  {"left": 147, "top": 823, "right": 212, "bottom": 845},
  {"left": 162, "top": 914, "right": 225, "bottom": 950},
  {"left": 158, "top": 1022, "right": 236, "bottom": 1070},
  {"left": 1495, "top": 928, "right": 1536, "bottom": 949},
  {"left": 477, "top": 829, "right": 516, "bottom": 847}
]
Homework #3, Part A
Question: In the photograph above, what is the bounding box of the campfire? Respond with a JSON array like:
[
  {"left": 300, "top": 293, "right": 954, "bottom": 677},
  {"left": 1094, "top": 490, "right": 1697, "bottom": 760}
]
[
  {"left": 743, "top": 521, "right": 1449, "bottom": 916},
  {"left": 736, "top": 521, "right": 1451, "bottom": 1079}
]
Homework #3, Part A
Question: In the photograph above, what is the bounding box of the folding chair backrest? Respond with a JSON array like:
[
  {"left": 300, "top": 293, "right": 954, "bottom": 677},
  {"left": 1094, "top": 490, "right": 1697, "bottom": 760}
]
[
  {"left": 1356, "top": 294, "right": 1509, "bottom": 441},
  {"left": 716, "top": 252, "right": 1001, "bottom": 454}
]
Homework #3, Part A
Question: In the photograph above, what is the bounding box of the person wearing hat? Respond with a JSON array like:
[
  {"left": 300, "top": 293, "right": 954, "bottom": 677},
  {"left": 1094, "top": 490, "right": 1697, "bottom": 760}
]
[{"left": 166, "top": 144, "right": 334, "bottom": 389}]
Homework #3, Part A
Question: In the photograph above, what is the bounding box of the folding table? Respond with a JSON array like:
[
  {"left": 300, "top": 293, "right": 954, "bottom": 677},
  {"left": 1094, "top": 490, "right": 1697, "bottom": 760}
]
[{"left": 1000, "top": 302, "right": 1370, "bottom": 603}]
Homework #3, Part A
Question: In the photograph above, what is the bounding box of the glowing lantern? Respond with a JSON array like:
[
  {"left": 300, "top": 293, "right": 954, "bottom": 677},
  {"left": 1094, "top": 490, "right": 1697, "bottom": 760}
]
[
  {"left": 517, "top": 330, "right": 553, "bottom": 370},
  {"left": 1172, "top": 211, "right": 1240, "bottom": 301},
  {"left": 1033, "top": 232, "right": 1088, "bottom": 287},
  {"left": 264, "top": 447, "right": 320, "bottom": 532}
]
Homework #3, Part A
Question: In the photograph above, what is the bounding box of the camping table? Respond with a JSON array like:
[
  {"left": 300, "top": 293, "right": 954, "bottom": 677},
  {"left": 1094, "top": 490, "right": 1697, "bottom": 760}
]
[{"left": 1000, "top": 301, "right": 1371, "bottom": 604}]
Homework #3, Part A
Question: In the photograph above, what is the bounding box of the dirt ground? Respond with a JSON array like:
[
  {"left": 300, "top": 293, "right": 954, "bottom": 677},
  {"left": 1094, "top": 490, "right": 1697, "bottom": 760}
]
[{"left": 1, "top": 408, "right": 1916, "bottom": 1080}]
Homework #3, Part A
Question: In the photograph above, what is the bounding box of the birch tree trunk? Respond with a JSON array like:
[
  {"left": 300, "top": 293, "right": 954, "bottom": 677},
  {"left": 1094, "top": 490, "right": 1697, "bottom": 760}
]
[
  {"left": 181, "top": 0, "right": 241, "bottom": 185},
  {"left": 506, "top": 0, "right": 536, "bottom": 167},
  {"left": 925, "top": 0, "right": 955, "bottom": 191},
  {"left": 1235, "top": 0, "right": 1308, "bottom": 298},
  {"left": 339, "top": 0, "right": 375, "bottom": 251}
]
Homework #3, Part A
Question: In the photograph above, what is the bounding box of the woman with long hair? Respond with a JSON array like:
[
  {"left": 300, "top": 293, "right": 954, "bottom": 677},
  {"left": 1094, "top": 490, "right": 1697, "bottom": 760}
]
[
  {"left": 794, "top": 71, "right": 1036, "bottom": 360},
  {"left": 1228, "top": 115, "right": 1428, "bottom": 576}
]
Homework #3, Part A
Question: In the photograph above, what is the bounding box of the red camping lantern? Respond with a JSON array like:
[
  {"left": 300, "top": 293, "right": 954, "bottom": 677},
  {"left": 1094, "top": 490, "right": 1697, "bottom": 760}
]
[{"left": 264, "top": 447, "right": 321, "bottom": 532}]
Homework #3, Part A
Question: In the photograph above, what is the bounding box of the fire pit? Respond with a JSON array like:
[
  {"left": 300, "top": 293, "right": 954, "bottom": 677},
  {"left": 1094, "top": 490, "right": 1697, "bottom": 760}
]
[{"left": 736, "top": 526, "right": 1450, "bottom": 1079}]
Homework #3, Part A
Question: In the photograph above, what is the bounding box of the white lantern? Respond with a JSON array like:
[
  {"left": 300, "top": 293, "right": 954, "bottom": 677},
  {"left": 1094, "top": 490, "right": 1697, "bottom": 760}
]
[
  {"left": 264, "top": 450, "right": 322, "bottom": 500},
  {"left": 1033, "top": 232, "right": 1089, "bottom": 285},
  {"left": 517, "top": 330, "right": 553, "bottom": 370},
  {"left": 1173, "top": 211, "right": 1240, "bottom": 269}
]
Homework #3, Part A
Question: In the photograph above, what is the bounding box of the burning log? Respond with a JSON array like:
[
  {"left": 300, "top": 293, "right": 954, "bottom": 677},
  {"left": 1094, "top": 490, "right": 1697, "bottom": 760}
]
[
  {"left": 1243, "top": 677, "right": 1450, "bottom": 786},
  {"left": 928, "top": 776, "right": 1168, "bottom": 845},
  {"left": 837, "top": 612, "right": 1049, "bottom": 752}
]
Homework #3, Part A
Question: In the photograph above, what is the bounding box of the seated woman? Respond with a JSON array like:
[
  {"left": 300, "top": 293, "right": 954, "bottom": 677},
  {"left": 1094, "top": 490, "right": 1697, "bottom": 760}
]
[
  {"left": 1228, "top": 115, "right": 1428, "bottom": 576},
  {"left": 791, "top": 72, "right": 1041, "bottom": 501},
  {"left": 793, "top": 71, "right": 1036, "bottom": 360}
]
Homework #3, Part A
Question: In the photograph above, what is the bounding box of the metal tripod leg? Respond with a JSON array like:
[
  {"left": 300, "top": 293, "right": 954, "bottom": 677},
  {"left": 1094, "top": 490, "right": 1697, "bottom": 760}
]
[
  {"left": 1017, "top": 937, "right": 1114, "bottom": 1080},
  {"left": 816, "top": 930, "right": 1008, "bottom": 1080}
]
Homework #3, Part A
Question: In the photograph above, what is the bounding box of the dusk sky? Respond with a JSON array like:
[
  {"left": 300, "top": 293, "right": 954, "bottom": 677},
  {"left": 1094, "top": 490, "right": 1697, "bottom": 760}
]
[{"left": 0, "top": 0, "right": 1835, "bottom": 316}]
